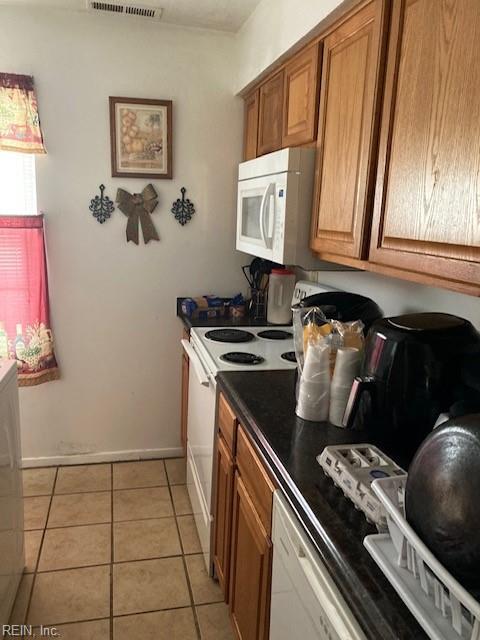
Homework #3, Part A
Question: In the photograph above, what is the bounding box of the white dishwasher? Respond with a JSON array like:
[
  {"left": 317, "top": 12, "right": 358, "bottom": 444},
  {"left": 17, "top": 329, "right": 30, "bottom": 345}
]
[
  {"left": 270, "top": 491, "right": 366, "bottom": 640},
  {"left": 0, "top": 361, "right": 24, "bottom": 626}
]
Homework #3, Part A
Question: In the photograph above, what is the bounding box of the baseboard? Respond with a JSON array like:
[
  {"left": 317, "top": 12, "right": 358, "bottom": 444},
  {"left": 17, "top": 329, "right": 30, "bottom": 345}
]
[{"left": 22, "top": 447, "right": 184, "bottom": 468}]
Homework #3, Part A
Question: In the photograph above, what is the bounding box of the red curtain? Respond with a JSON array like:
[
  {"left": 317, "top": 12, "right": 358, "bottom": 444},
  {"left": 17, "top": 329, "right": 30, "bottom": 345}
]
[{"left": 0, "top": 215, "right": 58, "bottom": 385}]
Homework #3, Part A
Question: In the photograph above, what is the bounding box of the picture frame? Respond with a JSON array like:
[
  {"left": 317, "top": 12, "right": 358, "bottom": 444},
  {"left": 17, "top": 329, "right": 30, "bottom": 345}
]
[{"left": 109, "top": 96, "right": 172, "bottom": 179}]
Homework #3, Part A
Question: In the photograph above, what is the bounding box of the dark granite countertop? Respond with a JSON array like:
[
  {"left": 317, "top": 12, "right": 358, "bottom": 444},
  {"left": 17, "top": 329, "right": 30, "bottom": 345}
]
[
  {"left": 217, "top": 369, "right": 427, "bottom": 640},
  {"left": 177, "top": 297, "right": 290, "bottom": 330}
]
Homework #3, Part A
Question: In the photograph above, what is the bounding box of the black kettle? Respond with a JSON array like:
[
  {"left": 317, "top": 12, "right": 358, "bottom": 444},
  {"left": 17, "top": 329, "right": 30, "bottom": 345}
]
[
  {"left": 294, "top": 291, "right": 382, "bottom": 333},
  {"left": 342, "top": 313, "right": 480, "bottom": 458}
]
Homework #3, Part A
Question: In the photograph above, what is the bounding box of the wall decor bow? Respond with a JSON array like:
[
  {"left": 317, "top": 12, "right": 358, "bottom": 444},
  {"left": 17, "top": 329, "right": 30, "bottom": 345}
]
[
  {"left": 116, "top": 184, "right": 160, "bottom": 244},
  {"left": 89, "top": 184, "right": 115, "bottom": 224},
  {"left": 171, "top": 187, "right": 195, "bottom": 226}
]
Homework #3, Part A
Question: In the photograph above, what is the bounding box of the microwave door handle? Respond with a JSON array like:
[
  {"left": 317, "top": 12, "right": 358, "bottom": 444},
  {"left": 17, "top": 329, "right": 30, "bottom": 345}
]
[
  {"left": 267, "top": 187, "right": 275, "bottom": 239},
  {"left": 259, "top": 183, "right": 275, "bottom": 249},
  {"left": 181, "top": 339, "right": 210, "bottom": 387}
]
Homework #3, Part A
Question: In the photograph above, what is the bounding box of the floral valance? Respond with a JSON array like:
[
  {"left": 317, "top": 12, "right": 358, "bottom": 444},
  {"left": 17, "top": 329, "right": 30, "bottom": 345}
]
[{"left": 0, "top": 73, "right": 46, "bottom": 154}]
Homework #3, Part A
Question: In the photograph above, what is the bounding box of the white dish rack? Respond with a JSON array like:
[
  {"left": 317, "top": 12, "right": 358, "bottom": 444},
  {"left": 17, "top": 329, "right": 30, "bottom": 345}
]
[{"left": 364, "top": 475, "right": 480, "bottom": 640}]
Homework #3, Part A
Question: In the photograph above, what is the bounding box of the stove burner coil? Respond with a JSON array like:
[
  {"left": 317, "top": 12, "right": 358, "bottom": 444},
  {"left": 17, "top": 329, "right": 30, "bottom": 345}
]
[
  {"left": 205, "top": 329, "right": 255, "bottom": 343},
  {"left": 220, "top": 352, "right": 264, "bottom": 365},
  {"left": 281, "top": 351, "right": 297, "bottom": 363},
  {"left": 257, "top": 330, "right": 292, "bottom": 340}
]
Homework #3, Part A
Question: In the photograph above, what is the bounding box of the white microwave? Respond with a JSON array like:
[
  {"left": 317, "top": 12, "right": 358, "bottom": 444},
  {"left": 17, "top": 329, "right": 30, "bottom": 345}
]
[{"left": 236, "top": 147, "right": 321, "bottom": 269}]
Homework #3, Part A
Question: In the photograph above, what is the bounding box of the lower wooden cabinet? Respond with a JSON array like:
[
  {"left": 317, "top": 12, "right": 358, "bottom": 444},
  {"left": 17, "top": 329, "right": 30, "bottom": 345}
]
[
  {"left": 213, "top": 395, "right": 275, "bottom": 640},
  {"left": 213, "top": 434, "right": 234, "bottom": 598},
  {"left": 229, "top": 472, "right": 273, "bottom": 640}
]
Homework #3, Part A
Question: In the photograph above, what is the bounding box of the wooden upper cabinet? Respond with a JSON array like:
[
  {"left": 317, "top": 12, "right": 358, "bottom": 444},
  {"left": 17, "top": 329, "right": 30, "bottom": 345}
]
[
  {"left": 257, "top": 71, "right": 284, "bottom": 156},
  {"left": 282, "top": 43, "right": 321, "bottom": 147},
  {"left": 311, "top": 0, "right": 387, "bottom": 259},
  {"left": 243, "top": 90, "right": 259, "bottom": 161},
  {"left": 369, "top": 0, "right": 480, "bottom": 289}
]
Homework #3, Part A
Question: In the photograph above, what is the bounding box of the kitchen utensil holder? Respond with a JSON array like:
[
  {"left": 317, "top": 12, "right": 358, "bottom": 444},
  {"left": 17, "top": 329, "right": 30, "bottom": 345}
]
[
  {"left": 364, "top": 475, "right": 480, "bottom": 640},
  {"left": 250, "top": 288, "right": 267, "bottom": 321}
]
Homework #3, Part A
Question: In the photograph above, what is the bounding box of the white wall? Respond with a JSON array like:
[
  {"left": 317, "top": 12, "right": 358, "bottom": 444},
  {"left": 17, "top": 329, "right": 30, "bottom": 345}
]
[
  {"left": 0, "top": 7, "right": 247, "bottom": 465},
  {"left": 300, "top": 270, "right": 480, "bottom": 329},
  {"left": 234, "top": 0, "right": 346, "bottom": 93}
]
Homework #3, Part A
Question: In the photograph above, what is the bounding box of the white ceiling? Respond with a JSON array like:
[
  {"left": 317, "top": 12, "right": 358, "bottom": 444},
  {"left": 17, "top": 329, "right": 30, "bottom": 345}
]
[{"left": 0, "top": 0, "right": 262, "bottom": 31}]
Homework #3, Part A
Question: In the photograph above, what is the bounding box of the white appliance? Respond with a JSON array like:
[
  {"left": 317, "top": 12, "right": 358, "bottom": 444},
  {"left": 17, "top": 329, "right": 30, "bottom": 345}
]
[
  {"left": 181, "top": 326, "right": 296, "bottom": 571},
  {"left": 237, "top": 147, "right": 321, "bottom": 269},
  {"left": 270, "top": 491, "right": 366, "bottom": 640},
  {"left": 181, "top": 281, "right": 337, "bottom": 571},
  {"left": 0, "top": 361, "right": 24, "bottom": 626}
]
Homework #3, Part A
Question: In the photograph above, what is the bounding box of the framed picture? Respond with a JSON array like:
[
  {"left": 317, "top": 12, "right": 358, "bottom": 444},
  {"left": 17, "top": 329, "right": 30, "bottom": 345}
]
[{"left": 109, "top": 97, "right": 172, "bottom": 179}]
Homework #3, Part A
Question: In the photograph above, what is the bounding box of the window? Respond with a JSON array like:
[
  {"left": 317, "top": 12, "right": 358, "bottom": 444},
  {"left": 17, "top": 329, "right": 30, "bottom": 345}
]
[
  {"left": 0, "top": 74, "right": 56, "bottom": 385},
  {"left": 0, "top": 151, "right": 37, "bottom": 216}
]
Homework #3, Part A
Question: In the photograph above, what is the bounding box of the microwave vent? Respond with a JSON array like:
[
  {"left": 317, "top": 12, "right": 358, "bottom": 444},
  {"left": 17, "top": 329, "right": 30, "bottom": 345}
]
[{"left": 87, "top": 1, "right": 163, "bottom": 21}]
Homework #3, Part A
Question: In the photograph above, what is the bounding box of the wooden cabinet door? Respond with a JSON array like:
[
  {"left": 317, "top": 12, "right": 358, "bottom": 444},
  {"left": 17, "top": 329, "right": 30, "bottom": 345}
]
[
  {"left": 244, "top": 90, "right": 259, "bottom": 161},
  {"left": 311, "top": 0, "right": 387, "bottom": 259},
  {"left": 257, "top": 71, "right": 284, "bottom": 156},
  {"left": 229, "top": 472, "right": 272, "bottom": 640},
  {"left": 213, "top": 435, "right": 234, "bottom": 600},
  {"left": 180, "top": 351, "right": 189, "bottom": 454},
  {"left": 282, "top": 43, "right": 321, "bottom": 147},
  {"left": 369, "top": 0, "right": 480, "bottom": 289},
  {"left": 236, "top": 425, "right": 275, "bottom": 536}
]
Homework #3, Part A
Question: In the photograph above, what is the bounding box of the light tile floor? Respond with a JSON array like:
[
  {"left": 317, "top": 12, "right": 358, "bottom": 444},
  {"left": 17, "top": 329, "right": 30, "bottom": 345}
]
[{"left": 9, "top": 458, "right": 234, "bottom": 640}]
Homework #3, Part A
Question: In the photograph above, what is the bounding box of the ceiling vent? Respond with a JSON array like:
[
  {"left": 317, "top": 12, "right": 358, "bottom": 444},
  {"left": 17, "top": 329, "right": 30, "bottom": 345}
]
[{"left": 87, "top": 1, "right": 163, "bottom": 21}]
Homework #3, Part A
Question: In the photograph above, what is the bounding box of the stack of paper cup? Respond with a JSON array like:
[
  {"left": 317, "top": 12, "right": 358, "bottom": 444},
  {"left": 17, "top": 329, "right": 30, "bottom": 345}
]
[
  {"left": 296, "top": 343, "right": 330, "bottom": 421},
  {"left": 329, "top": 347, "right": 361, "bottom": 426}
]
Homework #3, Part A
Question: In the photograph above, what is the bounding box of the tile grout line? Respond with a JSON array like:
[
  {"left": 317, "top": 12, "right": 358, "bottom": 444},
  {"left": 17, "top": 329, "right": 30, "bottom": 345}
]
[
  {"left": 26, "top": 509, "right": 198, "bottom": 535},
  {"left": 24, "top": 466, "right": 59, "bottom": 625},
  {"left": 31, "top": 603, "right": 198, "bottom": 630},
  {"left": 165, "top": 464, "right": 202, "bottom": 640},
  {"left": 33, "top": 552, "right": 192, "bottom": 574},
  {"left": 52, "top": 482, "right": 170, "bottom": 496}
]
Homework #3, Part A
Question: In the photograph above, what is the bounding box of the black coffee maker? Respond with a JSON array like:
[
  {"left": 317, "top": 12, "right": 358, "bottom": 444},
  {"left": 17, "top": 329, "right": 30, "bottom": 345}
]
[{"left": 343, "top": 313, "right": 480, "bottom": 459}]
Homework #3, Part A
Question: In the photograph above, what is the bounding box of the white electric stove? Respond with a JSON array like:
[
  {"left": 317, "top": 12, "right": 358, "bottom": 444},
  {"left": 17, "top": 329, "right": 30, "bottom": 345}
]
[
  {"left": 190, "top": 326, "right": 297, "bottom": 375},
  {"left": 180, "top": 281, "right": 338, "bottom": 571}
]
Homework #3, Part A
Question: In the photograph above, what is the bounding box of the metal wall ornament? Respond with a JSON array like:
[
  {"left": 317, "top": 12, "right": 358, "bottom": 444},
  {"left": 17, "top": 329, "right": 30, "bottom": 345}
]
[
  {"left": 171, "top": 187, "right": 195, "bottom": 226},
  {"left": 89, "top": 184, "right": 115, "bottom": 224},
  {"left": 116, "top": 183, "right": 160, "bottom": 245}
]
